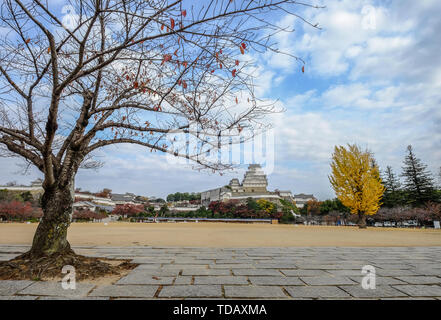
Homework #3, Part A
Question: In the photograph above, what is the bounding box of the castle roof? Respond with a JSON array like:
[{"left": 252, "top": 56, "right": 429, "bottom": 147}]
[
  {"left": 294, "top": 193, "right": 315, "bottom": 199},
  {"left": 242, "top": 164, "right": 268, "bottom": 187}
]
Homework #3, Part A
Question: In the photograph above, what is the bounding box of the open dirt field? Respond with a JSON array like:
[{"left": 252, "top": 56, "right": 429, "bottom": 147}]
[{"left": 1, "top": 222, "right": 440, "bottom": 247}]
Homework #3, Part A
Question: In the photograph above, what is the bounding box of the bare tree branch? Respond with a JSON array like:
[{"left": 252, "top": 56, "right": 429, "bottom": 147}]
[{"left": 0, "top": 0, "right": 320, "bottom": 190}]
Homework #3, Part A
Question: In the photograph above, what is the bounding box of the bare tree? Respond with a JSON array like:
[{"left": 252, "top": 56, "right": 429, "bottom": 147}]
[{"left": 0, "top": 0, "right": 319, "bottom": 274}]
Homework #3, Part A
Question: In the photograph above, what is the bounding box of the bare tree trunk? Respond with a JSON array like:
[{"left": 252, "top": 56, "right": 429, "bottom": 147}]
[
  {"left": 28, "top": 178, "right": 75, "bottom": 258},
  {"left": 358, "top": 211, "right": 367, "bottom": 229}
]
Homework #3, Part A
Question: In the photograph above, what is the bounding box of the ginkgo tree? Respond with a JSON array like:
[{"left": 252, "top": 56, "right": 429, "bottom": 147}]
[
  {"left": 329, "top": 144, "right": 385, "bottom": 229},
  {"left": 0, "top": 0, "right": 320, "bottom": 278}
]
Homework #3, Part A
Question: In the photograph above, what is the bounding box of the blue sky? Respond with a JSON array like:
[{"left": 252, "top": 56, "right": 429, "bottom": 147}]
[{"left": 1, "top": 0, "right": 440, "bottom": 200}]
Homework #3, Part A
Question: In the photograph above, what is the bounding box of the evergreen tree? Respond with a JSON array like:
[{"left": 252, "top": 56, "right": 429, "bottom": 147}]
[
  {"left": 320, "top": 198, "right": 350, "bottom": 214},
  {"left": 246, "top": 198, "right": 260, "bottom": 213},
  {"left": 370, "top": 158, "right": 381, "bottom": 180},
  {"left": 401, "top": 145, "right": 435, "bottom": 206},
  {"left": 382, "top": 166, "right": 403, "bottom": 207}
]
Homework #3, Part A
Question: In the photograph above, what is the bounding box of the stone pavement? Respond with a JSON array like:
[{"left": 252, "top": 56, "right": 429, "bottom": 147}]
[{"left": 1, "top": 245, "right": 441, "bottom": 300}]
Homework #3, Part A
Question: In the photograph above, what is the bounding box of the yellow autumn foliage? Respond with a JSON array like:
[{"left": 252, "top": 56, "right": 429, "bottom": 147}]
[
  {"left": 257, "top": 199, "right": 275, "bottom": 214},
  {"left": 329, "top": 144, "right": 385, "bottom": 216}
]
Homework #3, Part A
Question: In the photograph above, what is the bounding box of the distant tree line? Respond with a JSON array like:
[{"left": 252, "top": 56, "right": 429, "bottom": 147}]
[
  {"left": 111, "top": 203, "right": 165, "bottom": 220},
  {"left": 166, "top": 192, "right": 201, "bottom": 202},
  {"left": 110, "top": 198, "right": 300, "bottom": 224}
]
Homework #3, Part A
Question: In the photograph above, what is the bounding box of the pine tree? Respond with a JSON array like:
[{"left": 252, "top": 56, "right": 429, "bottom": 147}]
[
  {"left": 401, "top": 145, "right": 435, "bottom": 206},
  {"left": 383, "top": 166, "right": 401, "bottom": 193},
  {"left": 382, "top": 166, "right": 403, "bottom": 207},
  {"left": 370, "top": 158, "right": 381, "bottom": 180}
]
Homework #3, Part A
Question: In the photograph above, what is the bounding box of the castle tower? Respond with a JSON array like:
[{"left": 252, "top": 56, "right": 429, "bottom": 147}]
[
  {"left": 241, "top": 164, "right": 268, "bottom": 193},
  {"left": 228, "top": 178, "right": 241, "bottom": 193}
]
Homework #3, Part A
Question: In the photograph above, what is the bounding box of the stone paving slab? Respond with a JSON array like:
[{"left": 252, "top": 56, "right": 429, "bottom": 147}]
[
  {"left": 249, "top": 276, "right": 304, "bottom": 286},
  {"left": 131, "top": 258, "right": 173, "bottom": 264},
  {"left": 173, "top": 258, "right": 215, "bottom": 264},
  {"left": 2, "top": 245, "right": 441, "bottom": 299},
  {"left": 18, "top": 281, "right": 95, "bottom": 298},
  {"left": 376, "top": 269, "right": 419, "bottom": 277},
  {"left": 295, "top": 264, "right": 361, "bottom": 270},
  {"left": 216, "top": 259, "right": 255, "bottom": 264},
  {"left": 224, "top": 285, "right": 287, "bottom": 298},
  {"left": 0, "top": 247, "right": 28, "bottom": 253},
  {"left": 285, "top": 286, "right": 351, "bottom": 299},
  {"left": 126, "top": 267, "right": 180, "bottom": 277},
  {"left": 194, "top": 276, "right": 248, "bottom": 285},
  {"left": 174, "top": 276, "right": 193, "bottom": 285},
  {"left": 89, "top": 285, "right": 158, "bottom": 298},
  {"left": 392, "top": 285, "right": 441, "bottom": 297},
  {"left": 117, "top": 274, "right": 175, "bottom": 285},
  {"left": 394, "top": 276, "right": 441, "bottom": 285},
  {"left": 327, "top": 270, "right": 367, "bottom": 276},
  {"left": 381, "top": 297, "right": 438, "bottom": 300},
  {"left": 0, "top": 295, "right": 38, "bottom": 300},
  {"left": 131, "top": 264, "right": 163, "bottom": 270},
  {"left": 411, "top": 268, "right": 441, "bottom": 276},
  {"left": 162, "top": 264, "right": 208, "bottom": 270},
  {"left": 158, "top": 285, "right": 222, "bottom": 298},
  {"left": 348, "top": 276, "right": 407, "bottom": 285},
  {"left": 0, "top": 280, "right": 34, "bottom": 296},
  {"left": 38, "top": 296, "right": 110, "bottom": 300},
  {"left": 340, "top": 285, "right": 408, "bottom": 298},
  {"left": 375, "top": 263, "right": 415, "bottom": 270},
  {"left": 280, "top": 269, "right": 329, "bottom": 277},
  {"left": 0, "top": 254, "right": 20, "bottom": 261},
  {"left": 253, "top": 263, "right": 298, "bottom": 269},
  {"left": 232, "top": 269, "right": 282, "bottom": 276},
  {"left": 181, "top": 269, "right": 230, "bottom": 276},
  {"left": 210, "top": 263, "right": 255, "bottom": 269},
  {"left": 300, "top": 276, "right": 357, "bottom": 286}
]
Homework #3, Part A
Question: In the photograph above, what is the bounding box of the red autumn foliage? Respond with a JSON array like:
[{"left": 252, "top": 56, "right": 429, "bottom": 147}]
[
  {"left": 161, "top": 54, "right": 172, "bottom": 65},
  {"left": 208, "top": 200, "right": 281, "bottom": 219},
  {"left": 424, "top": 201, "right": 441, "bottom": 220},
  {"left": 374, "top": 204, "right": 440, "bottom": 225},
  {"left": 208, "top": 200, "right": 238, "bottom": 215},
  {"left": 0, "top": 200, "right": 34, "bottom": 220},
  {"left": 95, "top": 189, "right": 112, "bottom": 198},
  {"left": 112, "top": 204, "right": 144, "bottom": 217},
  {"left": 72, "top": 209, "right": 106, "bottom": 221}
]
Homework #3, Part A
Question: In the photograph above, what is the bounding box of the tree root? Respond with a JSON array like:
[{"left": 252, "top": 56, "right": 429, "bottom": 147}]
[{"left": 0, "top": 250, "right": 137, "bottom": 281}]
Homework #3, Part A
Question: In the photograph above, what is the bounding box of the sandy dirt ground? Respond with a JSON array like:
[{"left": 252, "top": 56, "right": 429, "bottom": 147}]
[{"left": 0, "top": 222, "right": 440, "bottom": 247}]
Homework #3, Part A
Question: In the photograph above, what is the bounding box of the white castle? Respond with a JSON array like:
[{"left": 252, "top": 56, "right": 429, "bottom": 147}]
[{"left": 200, "top": 164, "right": 298, "bottom": 206}]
